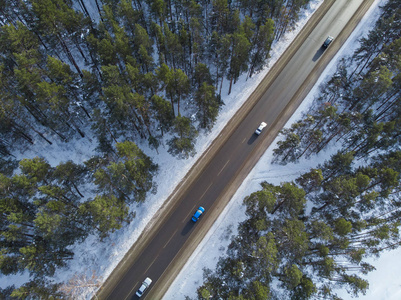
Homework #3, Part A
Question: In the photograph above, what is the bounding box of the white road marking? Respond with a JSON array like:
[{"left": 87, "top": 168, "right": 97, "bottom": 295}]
[
  {"left": 217, "top": 160, "right": 230, "bottom": 176},
  {"left": 183, "top": 205, "right": 197, "bottom": 222},
  {"left": 125, "top": 281, "right": 140, "bottom": 300},
  {"left": 163, "top": 229, "right": 178, "bottom": 249},
  {"left": 144, "top": 257, "right": 157, "bottom": 274},
  {"left": 200, "top": 182, "right": 213, "bottom": 199}
]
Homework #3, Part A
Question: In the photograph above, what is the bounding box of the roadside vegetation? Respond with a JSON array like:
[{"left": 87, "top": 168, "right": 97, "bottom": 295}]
[
  {"left": 0, "top": 0, "right": 314, "bottom": 298},
  {"left": 194, "top": 1, "right": 401, "bottom": 299}
]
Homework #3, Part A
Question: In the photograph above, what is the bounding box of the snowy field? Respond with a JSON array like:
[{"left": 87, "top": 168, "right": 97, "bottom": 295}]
[{"left": 2, "top": 0, "right": 399, "bottom": 299}]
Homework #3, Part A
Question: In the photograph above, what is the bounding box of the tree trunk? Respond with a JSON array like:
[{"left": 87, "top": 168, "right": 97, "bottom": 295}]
[
  {"left": 94, "top": 0, "right": 104, "bottom": 22},
  {"left": 104, "top": 120, "right": 118, "bottom": 144},
  {"left": 57, "top": 33, "right": 83, "bottom": 77},
  {"left": 72, "top": 182, "right": 85, "bottom": 198},
  {"left": 228, "top": 75, "right": 233, "bottom": 95},
  {"left": 78, "top": 0, "right": 91, "bottom": 18},
  {"left": 169, "top": 95, "right": 175, "bottom": 116},
  {"left": 375, "top": 94, "right": 400, "bottom": 121}
]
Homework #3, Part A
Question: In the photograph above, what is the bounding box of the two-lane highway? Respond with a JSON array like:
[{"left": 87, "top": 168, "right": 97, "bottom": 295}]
[{"left": 96, "top": 0, "right": 375, "bottom": 299}]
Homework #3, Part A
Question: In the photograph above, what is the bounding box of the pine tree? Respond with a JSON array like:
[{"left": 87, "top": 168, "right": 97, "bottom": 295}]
[
  {"left": 53, "top": 160, "right": 88, "bottom": 199},
  {"left": 210, "top": 0, "right": 229, "bottom": 35},
  {"left": 118, "top": 0, "right": 144, "bottom": 34},
  {"left": 101, "top": 65, "right": 147, "bottom": 138},
  {"left": 10, "top": 279, "right": 62, "bottom": 299},
  {"left": 295, "top": 168, "right": 323, "bottom": 195},
  {"left": 168, "top": 114, "right": 198, "bottom": 158},
  {"left": 248, "top": 18, "right": 274, "bottom": 78},
  {"left": 46, "top": 55, "right": 90, "bottom": 127},
  {"left": 148, "top": 0, "right": 166, "bottom": 27},
  {"left": 92, "top": 141, "right": 158, "bottom": 202},
  {"left": 227, "top": 30, "right": 251, "bottom": 94},
  {"left": 273, "top": 129, "right": 301, "bottom": 164},
  {"left": 157, "top": 63, "right": 175, "bottom": 114},
  {"left": 195, "top": 82, "right": 220, "bottom": 129},
  {"left": 79, "top": 194, "right": 131, "bottom": 239},
  {"left": 194, "top": 63, "right": 213, "bottom": 88},
  {"left": 151, "top": 94, "right": 174, "bottom": 136},
  {"left": 282, "top": 264, "right": 303, "bottom": 290},
  {"left": 19, "top": 157, "right": 51, "bottom": 184},
  {"left": 0, "top": 157, "right": 18, "bottom": 176},
  {"left": 189, "top": 17, "right": 204, "bottom": 67},
  {"left": 134, "top": 23, "right": 154, "bottom": 73},
  {"left": 209, "top": 31, "right": 231, "bottom": 95},
  {"left": 163, "top": 22, "right": 183, "bottom": 69},
  {"left": 30, "top": 0, "right": 88, "bottom": 76}
]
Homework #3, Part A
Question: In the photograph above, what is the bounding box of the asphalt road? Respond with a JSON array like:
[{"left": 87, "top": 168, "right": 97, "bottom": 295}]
[{"left": 96, "top": 0, "right": 375, "bottom": 299}]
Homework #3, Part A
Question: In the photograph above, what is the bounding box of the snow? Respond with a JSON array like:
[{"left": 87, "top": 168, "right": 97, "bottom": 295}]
[{"left": 2, "top": 0, "right": 400, "bottom": 299}]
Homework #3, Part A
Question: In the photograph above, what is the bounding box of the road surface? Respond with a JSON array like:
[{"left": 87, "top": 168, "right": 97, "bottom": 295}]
[{"left": 96, "top": 0, "right": 375, "bottom": 299}]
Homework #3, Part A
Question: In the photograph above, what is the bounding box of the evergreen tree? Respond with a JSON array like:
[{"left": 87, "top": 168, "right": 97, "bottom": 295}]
[
  {"left": 92, "top": 141, "right": 158, "bottom": 202},
  {"left": 10, "top": 278, "right": 62, "bottom": 300},
  {"left": 151, "top": 94, "right": 174, "bottom": 136},
  {"left": 134, "top": 23, "right": 154, "bottom": 73},
  {"left": 249, "top": 18, "right": 274, "bottom": 78},
  {"left": 227, "top": 30, "right": 251, "bottom": 94},
  {"left": 195, "top": 82, "right": 221, "bottom": 129},
  {"left": 30, "top": 0, "right": 89, "bottom": 76},
  {"left": 194, "top": 63, "right": 213, "bottom": 88},
  {"left": 79, "top": 194, "right": 131, "bottom": 239},
  {"left": 168, "top": 114, "right": 198, "bottom": 158}
]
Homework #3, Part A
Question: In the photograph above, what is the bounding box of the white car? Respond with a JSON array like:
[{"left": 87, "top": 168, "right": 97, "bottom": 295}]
[
  {"left": 255, "top": 122, "right": 267, "bottom": 135},
  {"left": 136, "top": 277, "right": 152, "bottom": 298}
]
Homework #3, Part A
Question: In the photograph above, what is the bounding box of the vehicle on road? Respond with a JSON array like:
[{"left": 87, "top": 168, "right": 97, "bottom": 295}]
[
  {"left": 136, "top": 277, "right": 152, "bottom": 298},
  {"left": 191, "top": 206, "right": 205, "bottom": 222},
  {"left": 255, "top": 122, "right": 267, "bottom": 135},
  {"left": 323, "top": 36, "right": 334, "bottom": 48}
]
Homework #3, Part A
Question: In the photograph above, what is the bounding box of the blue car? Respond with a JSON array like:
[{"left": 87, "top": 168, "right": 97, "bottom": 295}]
[{"left": 191, "top": 206, "right": 205, "bottom": 222}]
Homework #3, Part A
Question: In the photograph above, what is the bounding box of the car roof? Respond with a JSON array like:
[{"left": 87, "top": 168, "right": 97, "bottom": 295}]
[{"left": 144, "top": 277, "right": 152, "bottom": 284}]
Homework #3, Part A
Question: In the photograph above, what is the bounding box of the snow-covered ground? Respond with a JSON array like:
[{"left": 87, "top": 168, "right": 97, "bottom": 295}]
[{"left": 2, "top": 0, "right": 399, "bottom": 299}]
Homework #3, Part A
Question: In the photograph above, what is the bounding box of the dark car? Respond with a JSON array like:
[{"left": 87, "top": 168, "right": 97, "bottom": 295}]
[
  {"left": 191, "top": 206, "right": 205, "bottom": 222},
  {"left": 323, "top": 36, "right": 334, "bottom": 48}
]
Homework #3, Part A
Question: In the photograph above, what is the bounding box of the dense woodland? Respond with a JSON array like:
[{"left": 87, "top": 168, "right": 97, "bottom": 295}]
[
  {"left": 194, "top": 1, "right": 401, "bottom": 299},
  {"left": 0, "top": 0, "right": 315, "bottom": 298}
]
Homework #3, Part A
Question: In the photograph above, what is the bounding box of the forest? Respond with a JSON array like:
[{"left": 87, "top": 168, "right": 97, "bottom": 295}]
[
  {"left": 194, "top": 0, "right": 401, "bottom": 299},
  {"left": 0, "top": 0, "right": 314, "bottom": 298}
]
